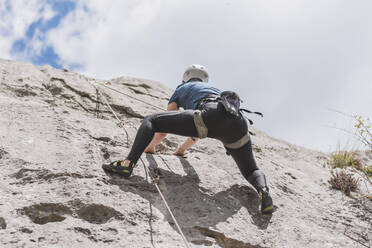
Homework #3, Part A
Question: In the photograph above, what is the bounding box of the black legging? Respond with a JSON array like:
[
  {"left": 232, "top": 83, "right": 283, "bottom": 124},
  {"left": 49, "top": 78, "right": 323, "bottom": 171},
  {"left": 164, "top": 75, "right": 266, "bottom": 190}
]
[{"left": 127, "top": 102, "right": 267, "bottom": 192}]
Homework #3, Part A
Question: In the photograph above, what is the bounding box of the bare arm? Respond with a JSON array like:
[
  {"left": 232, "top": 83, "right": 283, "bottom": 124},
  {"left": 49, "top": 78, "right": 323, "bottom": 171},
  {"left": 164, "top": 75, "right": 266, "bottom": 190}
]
[{"left": 144, "top": 102, "right": 178, "bottom": 153}]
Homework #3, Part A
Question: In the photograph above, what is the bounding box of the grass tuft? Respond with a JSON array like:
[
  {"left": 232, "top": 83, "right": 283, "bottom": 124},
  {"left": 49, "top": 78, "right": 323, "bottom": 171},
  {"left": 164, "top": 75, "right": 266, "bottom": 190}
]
[
  {"left": 364, "top": 166, "right": 372, "bottom": 178},
  {"left": 327, "top": 151, "right": 363, "bottom": 170}
]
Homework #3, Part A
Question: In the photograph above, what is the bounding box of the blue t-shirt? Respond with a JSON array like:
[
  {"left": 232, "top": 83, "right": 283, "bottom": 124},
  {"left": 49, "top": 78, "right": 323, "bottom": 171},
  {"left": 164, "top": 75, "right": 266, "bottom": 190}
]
[{"left": 168, "top": 82, "right": 221, "bottom": 110}]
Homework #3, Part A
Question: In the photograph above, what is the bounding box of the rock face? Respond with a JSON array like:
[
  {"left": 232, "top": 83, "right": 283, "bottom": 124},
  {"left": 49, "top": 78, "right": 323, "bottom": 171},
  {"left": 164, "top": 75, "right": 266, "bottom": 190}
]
[{"left": 0, "top": 58, "right": 371, "bottom": 248}]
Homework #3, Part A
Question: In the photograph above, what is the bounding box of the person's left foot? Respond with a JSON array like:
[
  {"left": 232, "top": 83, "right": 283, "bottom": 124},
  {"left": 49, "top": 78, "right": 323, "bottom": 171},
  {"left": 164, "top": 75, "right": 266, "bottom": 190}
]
[
  {"left": 259, "top": 187, "right": 273, "bottom": 214},
  {"left": 102, "top": 160, "right": 134, "bottom": 177}
]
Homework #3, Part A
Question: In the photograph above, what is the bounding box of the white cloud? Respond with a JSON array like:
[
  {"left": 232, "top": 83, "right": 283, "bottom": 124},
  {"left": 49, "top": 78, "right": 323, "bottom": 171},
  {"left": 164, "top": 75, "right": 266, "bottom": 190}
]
[
  {"left": 3, "top": 0, "right": 372, "bottom": 151},
  {"left": 47, "top": 0, "right": 172, "bottom": 74},
  {"left": 0, "top": 32, "right": 11, "bottom": 58},
  {"left": 47, "top": 0, "right": 372, "bottom": 151},
  {"left": 41, "top": 3, "right": 56, "bottom": 22},
  {"left": 0, "top": 0, "right": 56, "bottom": 59},
  {"left": 1, "top": 0, "right": 44, "bottom": 38}
]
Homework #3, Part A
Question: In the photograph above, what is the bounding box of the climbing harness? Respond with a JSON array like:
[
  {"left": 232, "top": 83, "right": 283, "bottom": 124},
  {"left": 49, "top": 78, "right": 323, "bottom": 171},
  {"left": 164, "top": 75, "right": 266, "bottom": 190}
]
[
  {"left": 88, "top": 80, "right": 191, "bottom": 248},
  {"left": 219, "top": 91, "right": 241, "bottom": 116},
  {"left": 195, "top": 91, "right": 263, "bottom": 149},
  {"left": 240, "top": 109, "right": 263, "bottom": 125}
]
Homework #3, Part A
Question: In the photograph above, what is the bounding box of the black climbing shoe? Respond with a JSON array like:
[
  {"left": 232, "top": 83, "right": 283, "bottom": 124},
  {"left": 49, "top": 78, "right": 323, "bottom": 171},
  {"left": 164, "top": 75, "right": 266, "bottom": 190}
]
[
  {"left": 259, "top": 188, "right": 273, "bottom": 214},
  {"left": 102, "top": 160, "right": 134, "bottom": 177}
]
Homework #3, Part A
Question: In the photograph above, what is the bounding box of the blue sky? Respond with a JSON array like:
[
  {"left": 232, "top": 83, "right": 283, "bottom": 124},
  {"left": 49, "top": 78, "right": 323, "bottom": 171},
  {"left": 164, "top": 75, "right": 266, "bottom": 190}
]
[
  {"left": 1, "top": 0, "right": 371, "bottom": 152},
  {"left": 10, "top": 0, "right": 76, "bottom": 69}
]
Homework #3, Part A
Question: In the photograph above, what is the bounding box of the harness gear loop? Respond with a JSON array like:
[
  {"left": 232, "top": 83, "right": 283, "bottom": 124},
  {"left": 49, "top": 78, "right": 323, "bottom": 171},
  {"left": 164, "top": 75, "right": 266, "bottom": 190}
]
[
  {"left": 193, "top": 110, "right": 208, "bottom": 138},
  {"left": 224, "top": 132, "right": 250, "bottom": 149}
]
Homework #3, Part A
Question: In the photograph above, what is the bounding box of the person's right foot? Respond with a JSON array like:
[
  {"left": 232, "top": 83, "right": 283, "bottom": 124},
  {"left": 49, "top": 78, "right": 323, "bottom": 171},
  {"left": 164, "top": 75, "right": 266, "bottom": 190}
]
[
  {"left": 102, "top": 160, "right": 134, "bottom": 177},
  {"left": 259, "top": 188, "right": 273, "bottom": 214}
]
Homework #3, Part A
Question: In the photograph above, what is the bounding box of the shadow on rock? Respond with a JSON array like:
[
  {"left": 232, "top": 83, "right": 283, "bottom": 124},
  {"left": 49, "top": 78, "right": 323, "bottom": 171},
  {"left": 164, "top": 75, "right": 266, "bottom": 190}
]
[
  {"left": 0, "top": 217, "right": 6, "bottom": 229},
  {"left": 103, "top": 153, "right": 272, "bottom": 244}
]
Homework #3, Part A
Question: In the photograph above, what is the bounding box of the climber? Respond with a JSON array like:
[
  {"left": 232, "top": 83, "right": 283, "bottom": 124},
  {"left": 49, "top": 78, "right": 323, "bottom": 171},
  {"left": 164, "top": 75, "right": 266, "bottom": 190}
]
[{"left": 102, "top": 64, "right": 274, "bottom": 214}]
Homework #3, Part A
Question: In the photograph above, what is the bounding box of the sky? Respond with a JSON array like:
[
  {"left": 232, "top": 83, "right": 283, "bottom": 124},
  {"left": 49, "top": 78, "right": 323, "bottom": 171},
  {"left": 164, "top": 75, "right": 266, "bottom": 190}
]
[{"left": 1, "top": 0, "right": 371, "bottom": 152}]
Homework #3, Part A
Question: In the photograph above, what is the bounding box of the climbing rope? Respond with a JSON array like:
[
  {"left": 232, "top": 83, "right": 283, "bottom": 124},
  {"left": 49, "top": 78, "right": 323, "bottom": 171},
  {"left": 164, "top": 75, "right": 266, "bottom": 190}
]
[
  {"left": 96, "top": 86, "right": 131, "bottom": 147},
  {"left": 88, "top": 80, "right": 191, "bottom": 248},
  {"left": 99, "top": 82, "right": 165, "bottom": 111},
  {"left": 95, "top": 88, "right": 100, "bottom": 118}
]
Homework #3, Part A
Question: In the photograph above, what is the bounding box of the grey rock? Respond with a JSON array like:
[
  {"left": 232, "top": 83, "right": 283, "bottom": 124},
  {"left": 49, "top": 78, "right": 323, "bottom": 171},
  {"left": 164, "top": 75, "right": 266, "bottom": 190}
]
[{"left": 0, "top": 58, "right": 371, "bottom": 247}]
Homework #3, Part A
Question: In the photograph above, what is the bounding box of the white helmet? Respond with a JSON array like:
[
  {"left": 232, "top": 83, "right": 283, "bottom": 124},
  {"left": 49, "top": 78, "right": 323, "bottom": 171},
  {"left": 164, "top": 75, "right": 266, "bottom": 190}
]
[{"left": 182, "top": 64, "right": 209, "bottom": 83}]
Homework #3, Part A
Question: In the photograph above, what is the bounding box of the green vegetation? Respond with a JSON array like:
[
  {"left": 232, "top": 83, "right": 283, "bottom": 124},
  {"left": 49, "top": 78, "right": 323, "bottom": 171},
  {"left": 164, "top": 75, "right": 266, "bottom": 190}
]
[
  {"left": 326, "top": 115, "right": 372, "bottom": 195},
  {"left": 354, "top": 115, "right": 372, "bottom": 151},
  {"left": 327, "top": 115, "right": 371, "bottom": 196},
  {"left": 364, "top": 166, "right": 372, "bottom": 178},
  {"left": 327, "top": 150, "right": 371, "bottom": 196},
  {"left": 327, "top": 151, "right": 362, "bottom": 170}
]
